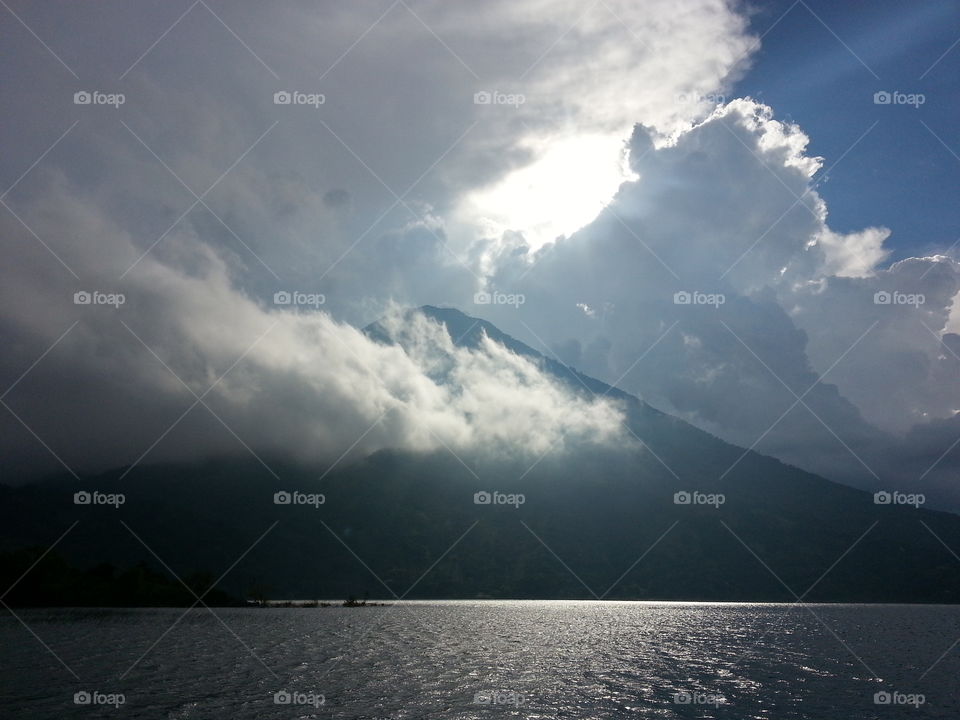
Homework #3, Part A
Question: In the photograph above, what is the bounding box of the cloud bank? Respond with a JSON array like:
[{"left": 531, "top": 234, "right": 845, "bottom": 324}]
[
  {"left": 483, "top": 100, "right": 960, "bottom": 504},
  {"left": 0, "top": 184, "right": 626, "bottom": 477}
]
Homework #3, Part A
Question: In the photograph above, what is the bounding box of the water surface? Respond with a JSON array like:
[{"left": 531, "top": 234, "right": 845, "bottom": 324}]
[{"left": 1, "top": 601, "right": 957, "bottom": 718}]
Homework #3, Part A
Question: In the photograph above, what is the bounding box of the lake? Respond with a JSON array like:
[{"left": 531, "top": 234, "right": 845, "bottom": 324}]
[{"left": 1, "top": 601, "right": 958, "bottom": 718}]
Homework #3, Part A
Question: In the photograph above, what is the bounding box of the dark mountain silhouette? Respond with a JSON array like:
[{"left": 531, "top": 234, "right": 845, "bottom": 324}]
[{"left": 2, "top": 306, "right": 960, "bottom": 604}]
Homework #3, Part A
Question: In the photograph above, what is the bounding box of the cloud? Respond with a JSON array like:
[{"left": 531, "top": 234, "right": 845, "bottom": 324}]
[
  {"left": 0, "top": 0, "right": 753, "bottom": 477},
  {"left": 815, "top": 227, "right": 891, "bottom": 278},
  {"left": 480, "top": 98, "right": 960, "bottom": 505},
  {"left": 1, "top": 0, "right": 757, "bottom": 325},
  {"left": 0, "top": 175, "right": 625, "bottom": 479}
]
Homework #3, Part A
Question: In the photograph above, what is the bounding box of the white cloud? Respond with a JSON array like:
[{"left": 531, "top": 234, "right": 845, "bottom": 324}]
[
  {"left": 0, "top": 176, "right": 626, "bottom": 476},
  {"left": 815, "top": 227, "right": 891, "bottom": 278},
  {"left": 446, "top": 0, "right": 757, "bottom": 249},
  {"left": 481, "top": 98, "right": 960, "bottom": 503}
]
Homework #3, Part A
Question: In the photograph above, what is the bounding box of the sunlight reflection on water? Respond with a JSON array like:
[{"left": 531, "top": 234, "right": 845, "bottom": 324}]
[{"left": 1, "top": 601, "right": 958, "bottom": 719}]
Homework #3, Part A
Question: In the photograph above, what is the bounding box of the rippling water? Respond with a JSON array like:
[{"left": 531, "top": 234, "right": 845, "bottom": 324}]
[{"left": 1, "top": 602, "right": 958, "bottom": 718}]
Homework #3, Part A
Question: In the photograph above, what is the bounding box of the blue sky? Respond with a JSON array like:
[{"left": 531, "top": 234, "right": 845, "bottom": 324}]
[{"left": 735, "top": 0, "right": 960, "bottom": 261}]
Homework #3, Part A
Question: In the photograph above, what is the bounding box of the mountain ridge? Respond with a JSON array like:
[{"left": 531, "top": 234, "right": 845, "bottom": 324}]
[{"left": 2, "top": 306, "right": 960, "bottom": 604}]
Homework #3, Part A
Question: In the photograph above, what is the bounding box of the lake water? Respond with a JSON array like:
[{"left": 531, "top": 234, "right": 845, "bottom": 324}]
[{"left": 1, "top": 601, "right": 958, "bottom": 718}]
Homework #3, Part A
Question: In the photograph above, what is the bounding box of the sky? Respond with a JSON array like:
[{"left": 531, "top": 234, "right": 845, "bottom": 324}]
[
  {"left": 1, "top": 1, "right": 960, "bottom": 508},
  {"left": 734, "top": 0, "right": 960, "bottom": 259}
]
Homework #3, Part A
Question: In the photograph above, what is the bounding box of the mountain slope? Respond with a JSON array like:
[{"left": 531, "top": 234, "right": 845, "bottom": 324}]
[{"left": 2, "top": 307, "right": 960, "bottom": 603}]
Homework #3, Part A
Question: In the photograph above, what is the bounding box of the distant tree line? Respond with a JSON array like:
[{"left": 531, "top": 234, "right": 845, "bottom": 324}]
[{"left": 0, "top": 548, "right": 241, "bottom": 607}]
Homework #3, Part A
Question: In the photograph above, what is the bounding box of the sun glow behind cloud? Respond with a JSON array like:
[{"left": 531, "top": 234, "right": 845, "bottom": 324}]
[{"left": 459, "top": 131, "right": 637, "bottom": 250}]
